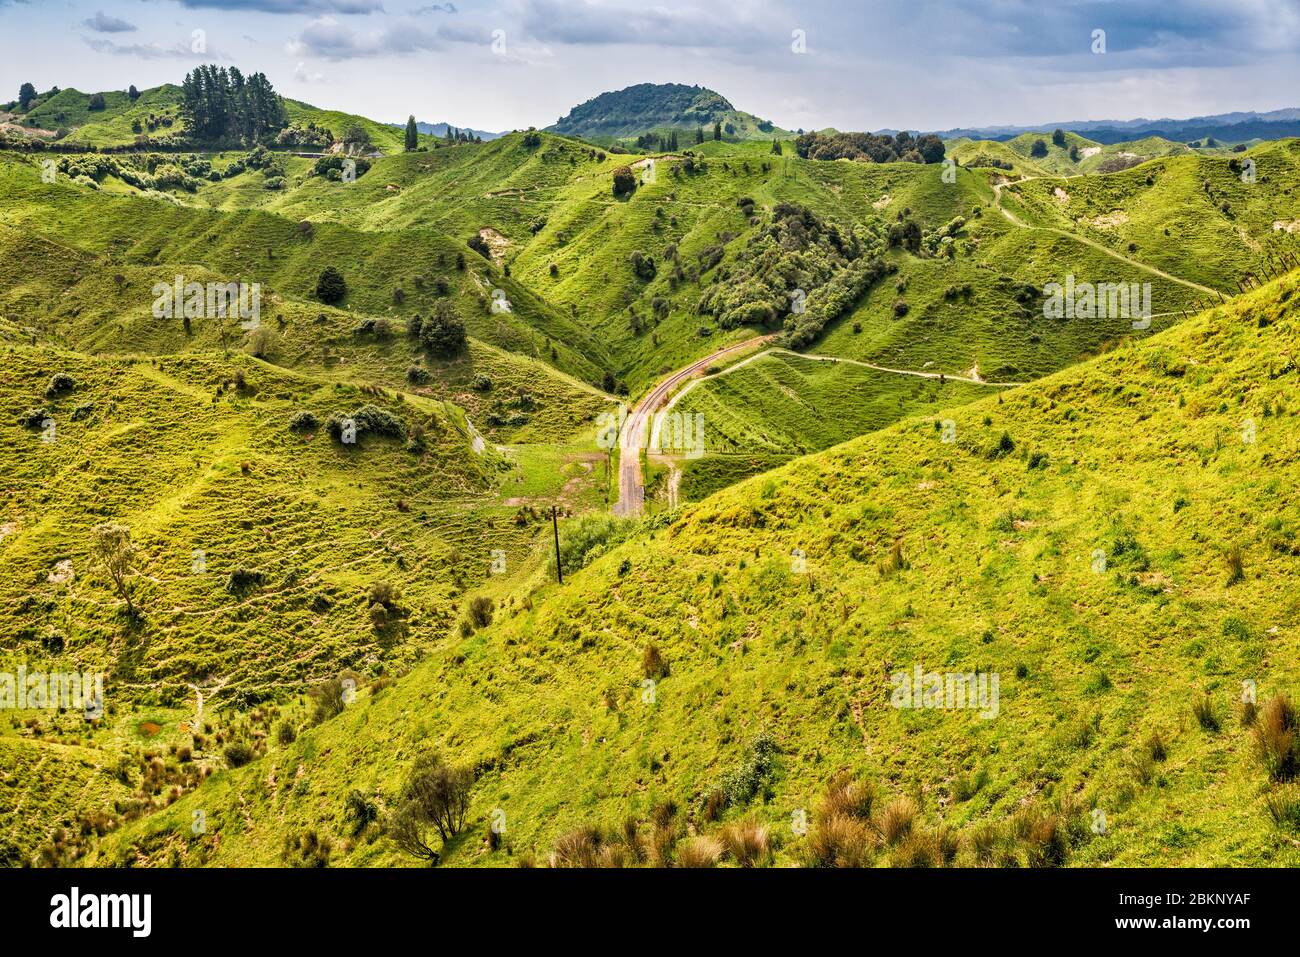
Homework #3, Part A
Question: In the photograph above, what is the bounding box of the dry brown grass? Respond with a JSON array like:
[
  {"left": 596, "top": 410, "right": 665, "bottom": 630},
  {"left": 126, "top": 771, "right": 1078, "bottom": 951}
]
[
  {"left": 551, "top": 824, "right": 602, "bottom": 867},
  {"left": 648, "top": 823, "right": 676, "bottom": 867},
  {"left": 1254, "top": 694, "right": 1299, "bottom": 782},
  {"left": 676, "top": 835, "right": 725, "bottom": 868},
  {"left": 806, "top": 813, "right": 874, "bottom": 867},
  {"left": 821, "top": 771, "right": 876, "bottom": 820},
  {"left": 720, "top": 819, "right": 771, "bottom": 867},
  {"left": 877, "top": 796, "right": 918, "bottom": 846}
]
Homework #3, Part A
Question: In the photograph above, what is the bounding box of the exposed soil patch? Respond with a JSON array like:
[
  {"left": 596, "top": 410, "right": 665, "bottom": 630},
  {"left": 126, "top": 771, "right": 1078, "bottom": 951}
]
[
  {"left": 476, "top": 227, "right": 510, "bottom": 265},
  {"left": 1053, "top": 187, "right": 1070, "bottom": 204},
  {"left": 1086, "top": 210, "right": 1130, "bottom": 230}
]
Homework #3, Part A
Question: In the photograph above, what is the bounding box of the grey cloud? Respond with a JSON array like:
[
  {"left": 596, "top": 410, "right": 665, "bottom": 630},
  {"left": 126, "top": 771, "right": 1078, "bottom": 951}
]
[
  {"left": 286, "top": 16, "right": 441, "bottom": 58},
  {"left": 173, "top": 0, "right": 384, "bottom": 14},
  {"left": 83, "top": 11, "right": 138, "bottom": 32}
]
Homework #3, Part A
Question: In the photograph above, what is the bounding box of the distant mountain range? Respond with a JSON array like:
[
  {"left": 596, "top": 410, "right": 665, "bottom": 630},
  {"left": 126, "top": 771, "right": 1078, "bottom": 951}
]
[{"left": 935, "top": 108, "right": 1300, "bottom": 144}]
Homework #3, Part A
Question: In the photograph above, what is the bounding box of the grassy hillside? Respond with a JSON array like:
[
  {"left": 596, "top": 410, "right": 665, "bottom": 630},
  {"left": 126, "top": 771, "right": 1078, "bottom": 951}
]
[
  {"left": 81, "top": 269, "right": 1300, "bottom": 867},
  {"left": 673, "top": 349, "right": 995, "bottom": 457},
  {"left": 999, "top": 139, "right": 1300, "bottom": 294},
  {"left": 16, "top": 85, "right": 186, "bottom": 146},
  {"left": 0, "top": 339, "right": 610, "bottom": 864},
  {"left": 283, "top": 99, "right": 411, "bottom": 155},
  {"left": 0, "top": 154, "right": 616, "bottom": 388}
]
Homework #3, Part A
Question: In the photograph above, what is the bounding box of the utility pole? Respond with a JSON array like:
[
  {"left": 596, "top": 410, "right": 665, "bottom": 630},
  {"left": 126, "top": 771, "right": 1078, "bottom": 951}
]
[{"left": 551, "top": 505, "right": 563, "bottom": 584}]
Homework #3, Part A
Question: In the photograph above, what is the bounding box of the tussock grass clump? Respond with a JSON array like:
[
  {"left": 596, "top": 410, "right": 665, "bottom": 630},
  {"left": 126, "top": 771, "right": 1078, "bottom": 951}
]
[
  {"left": 1143, "top": 729, "right": 1168, "bottom": 762},
  {"left": 1024, "top": 814, "right": 1069, "bottom": 867},
  {"left": 650, "top": 799, "right": 677, "bottom": 829},
  {"left": 890, "top": 828, "right": 942, "bottom": 868},
  {"left": 720, "top": 819, "right": 771, "bottom": 867},
  {"left": 648, "top": 824, "right": 677, "bottom": 868},
  {"left": 806, "top": 813, "right": 874, "bottom": 867},
  {"left": 965, "top": 822, "right": 1002, "bottom": 866},
  {"left": 676, "top": 835, "right": 724, "bottom": 868},
  {"left": 281, "top": 828, "right": 332, "bottom": 868},
  {"left": 1225, "top": 545, "right": 1245, "bottom": 586},
  {"left": 1253, "top": 694, "right": 1299, "bottom": 782},
  {"left": 1264, "top": 784, "right": 1300, "bottom": 831},
  {"left": 823, "top": 772, "right": 877, "bottom": 819},
  {"left": 551, "top": 825, "right": 603, "bottom": 867},
  {"left": 1192, "top": 693, "right": 1220, "bottom": 732},
  {"left": 878, "top": 796, "right": 918, "bottom": 846},
  {"left": 1129, "top": 750, "right": 1156, "bottom": 786},
  {"left": 952, "top": 769, "right": 988, "bottom": 803},
  {"left": 877, "top": 540, "right": 910, "bottom": 578}
]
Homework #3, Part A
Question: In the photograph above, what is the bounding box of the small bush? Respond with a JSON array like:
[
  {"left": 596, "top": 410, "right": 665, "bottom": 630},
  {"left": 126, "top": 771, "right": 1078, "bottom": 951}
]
[
  {"left": 642, "top": 642, "right": 669, "bottom": 680},
  {"left": 316, "top": 266, "right": 346, "bottom": 304},
  {"left": 223, "top": 741, "right": 254, "bottom": 768},
  {"left": 276, "top": 720, "right": 296, "bottom": 745},
  {"left": 309, "top": 678, "right": 349, "bottom": 725},
  {"left": 288, "top": 410, "right": 318, "bottom": 432},
  {"left": 45, "top": 373, "right": 76, "bottom": 398},
  {"left": 468, "top": 596, "right": 494, "bottom": 629},
  {"left": 225, "top": 567, "right": 265, "bottom": 594},
  {"left": 18, "top": 407, "right": 49, "bottom": 429}
]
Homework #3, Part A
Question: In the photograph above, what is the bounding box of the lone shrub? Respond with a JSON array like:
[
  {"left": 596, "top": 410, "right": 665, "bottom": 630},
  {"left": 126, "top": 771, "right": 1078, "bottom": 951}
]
[
  {"left": 223, "top": 741, "right": 254, "bottom": 768},
  {"left": 316, "top": 266, "right": 346, "bottom": 304}
]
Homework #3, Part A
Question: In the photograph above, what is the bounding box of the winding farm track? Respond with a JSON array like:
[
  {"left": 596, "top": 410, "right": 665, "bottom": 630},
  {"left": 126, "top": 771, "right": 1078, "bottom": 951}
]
[
  {"left": 614, "top": 339, "right": 1016, "bottom": 516},
  {"left": 614, "top": 335, "right": 776, "bottom": 516},
  {"left": 993, "top": 178, "right": 1222, "bottom": 297}
]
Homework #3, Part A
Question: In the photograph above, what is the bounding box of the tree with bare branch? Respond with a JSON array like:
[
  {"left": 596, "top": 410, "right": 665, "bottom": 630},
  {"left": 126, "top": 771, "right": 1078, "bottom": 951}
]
[{"left": 91, "top": 522, "right": 138, "bottom": 615}]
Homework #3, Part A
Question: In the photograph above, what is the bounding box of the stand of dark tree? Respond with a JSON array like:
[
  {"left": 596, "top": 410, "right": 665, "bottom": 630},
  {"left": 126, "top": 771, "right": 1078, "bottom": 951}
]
[
  {"left": 794, "top": 130, "right": 945, "bottom": 164},
  {"left": 179, "top": 64, "right": 287, "bottom": 143}
]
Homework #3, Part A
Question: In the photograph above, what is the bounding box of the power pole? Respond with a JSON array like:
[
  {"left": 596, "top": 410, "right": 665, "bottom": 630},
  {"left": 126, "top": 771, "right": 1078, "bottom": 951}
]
[{"left": 551, "top": 505, "right": 563, "bottom": 584}]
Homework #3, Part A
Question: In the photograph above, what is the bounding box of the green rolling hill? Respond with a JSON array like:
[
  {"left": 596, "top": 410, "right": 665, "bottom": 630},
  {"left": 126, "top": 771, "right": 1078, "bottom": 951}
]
[
  {"left": 79, "top": 269, "right": 1300, "bottom": 868},
  {"left": 5, "top": 63, "right": 1300, "bottom": 871}
]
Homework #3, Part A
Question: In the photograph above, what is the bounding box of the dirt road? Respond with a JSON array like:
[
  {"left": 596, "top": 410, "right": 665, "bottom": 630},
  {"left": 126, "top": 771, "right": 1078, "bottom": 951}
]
[{"left": 613, "top": 335, "right": 774, "bottom": 516}]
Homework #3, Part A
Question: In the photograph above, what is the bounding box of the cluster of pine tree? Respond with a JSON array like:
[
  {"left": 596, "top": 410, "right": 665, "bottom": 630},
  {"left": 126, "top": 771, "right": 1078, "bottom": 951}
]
[
  {"left": 444, "top": 126, "right": 482, "bottom": 144},
  {"left": 179, "top": 65, "right": 287, "bottom": 143},
  {"left": 634, "top": 130, "right": 680, "bottom": 151}
]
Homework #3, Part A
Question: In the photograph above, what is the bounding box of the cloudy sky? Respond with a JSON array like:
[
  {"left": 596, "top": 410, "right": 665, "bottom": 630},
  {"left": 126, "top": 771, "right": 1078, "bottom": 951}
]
[{"left": 1, "top": 0, "right": 1298, "bottom": 132}]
